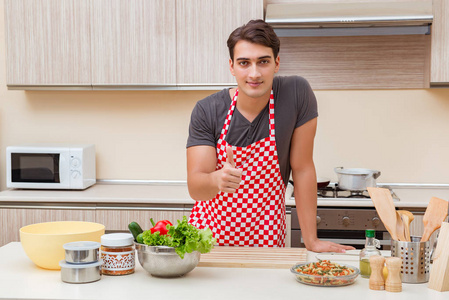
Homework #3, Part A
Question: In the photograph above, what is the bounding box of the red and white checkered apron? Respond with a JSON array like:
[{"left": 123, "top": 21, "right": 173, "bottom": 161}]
[{"left": 189, "top": 89, "right": 286, "bottom": 247}]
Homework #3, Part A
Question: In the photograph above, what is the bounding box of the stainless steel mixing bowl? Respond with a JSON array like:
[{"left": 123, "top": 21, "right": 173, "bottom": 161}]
[{"left": 135, "top": 243, "right": 200, "bottom": 278}]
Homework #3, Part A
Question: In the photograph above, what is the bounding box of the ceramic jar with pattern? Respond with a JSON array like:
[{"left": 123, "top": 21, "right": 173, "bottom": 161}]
[{"left": 100, "top": 233, "right": 135, "bottom": 275}]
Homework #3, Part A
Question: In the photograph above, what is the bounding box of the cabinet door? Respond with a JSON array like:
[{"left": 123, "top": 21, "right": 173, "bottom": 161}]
[
  {"left": 96, "top": 207, "right": 189, "bottom": 231},
  {"left": 5, "top": 0, "right": 91, "bottom": 87},
  {"left": 176, "top": 0, "right": 264, "bottom": 86},
  {"left": 430, "top": 0, "right": 449, "bottom": 85},
  {"left": 0, "top": 207, "right": 96, "bottom": 247},
  {"left": 91, "top": 0, "right": 177, "bottom": 86}
]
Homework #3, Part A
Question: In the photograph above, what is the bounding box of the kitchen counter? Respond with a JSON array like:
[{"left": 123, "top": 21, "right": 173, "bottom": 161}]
[
  {"left": 0, "top": 242, "right": 446, "bottom": 300},
  {"left": 0, "top": 182, "right": 447, "bottom": 208}
]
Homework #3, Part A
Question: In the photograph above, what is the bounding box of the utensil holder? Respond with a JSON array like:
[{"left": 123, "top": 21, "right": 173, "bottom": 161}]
[{"left": 391, "top": 236, "right": 430, "bottom": 283}]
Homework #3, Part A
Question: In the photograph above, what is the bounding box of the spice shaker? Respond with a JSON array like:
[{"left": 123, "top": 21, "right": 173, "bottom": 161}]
[
  {"left": 101, "top": 233, "right": 135, "bottom": 275},
  {"left": 359, "top": 229, "right": 381, "bottom": 278}
]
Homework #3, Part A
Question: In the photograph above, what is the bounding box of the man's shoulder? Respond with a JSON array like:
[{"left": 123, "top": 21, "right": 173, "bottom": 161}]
[
  {"left": 273, "top": 75, "right": 311, "bottom": 89},
  {"left": 196, "top": 88, "right": 230, "bottom": 107}
]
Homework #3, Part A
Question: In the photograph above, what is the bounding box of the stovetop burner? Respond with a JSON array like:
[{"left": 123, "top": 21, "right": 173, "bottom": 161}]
[{"left": 317, "top": 183, "right": 398, "bottom": 201}]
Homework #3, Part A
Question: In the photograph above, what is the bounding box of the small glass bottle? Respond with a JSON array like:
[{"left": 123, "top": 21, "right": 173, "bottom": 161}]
[
  {"left": 359, "top": 229, "right": 381, "bottom": 278},
  {"left": 101, "top": 233, "right": 135, "bottom": 276}
]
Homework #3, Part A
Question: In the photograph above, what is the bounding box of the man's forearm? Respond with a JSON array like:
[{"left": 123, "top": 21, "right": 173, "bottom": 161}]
[
  {"left": 292, "top": 168, "right": 318, "bottom": 249},
  {"left": 187, "top": 171, "right": 220, "bottom": 201}
]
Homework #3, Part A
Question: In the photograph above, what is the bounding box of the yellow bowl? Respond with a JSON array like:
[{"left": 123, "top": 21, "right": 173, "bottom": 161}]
[{"left": 20, "top": 221, "right": 105, "bottom": 270}]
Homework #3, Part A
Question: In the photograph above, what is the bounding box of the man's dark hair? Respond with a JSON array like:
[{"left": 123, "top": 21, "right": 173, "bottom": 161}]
[{"left": 227, "top": 19, "right": 280, "bottom": 61}]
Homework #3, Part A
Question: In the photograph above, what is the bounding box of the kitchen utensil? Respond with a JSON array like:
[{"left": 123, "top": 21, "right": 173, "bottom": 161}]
[
  {"left": 317, "top": 177, "right": 331, "bottom": 189},
  {"left": 59, "top": 260, "right": 102, "bottom": 284},
  {"left": 391, "top": 236, "right": 431, "bottom": 283},
  {"left": 63, "top": 241, "right": 100, "bottom": 264},
  {"left": 428, "top": 222, "right": 449, "bottom": 292},
  {"left": 334, "top": 167, "right": 381, "bottom": 191},
  {"left": 397, "top": 210, "right": 414, "bottom": 242},
  {"left": 290, "top": 262, "right": 360, "bottom": 286},
  {"left": 19, "top": 221, "right": 105, "bottom": 270},
  {"left": 367, "top": 187, "right": 398, "bottom": 241},
  {"left": 135, "top": 243, "right": 200, "bottom": 277},
  {"left": 289, "top": 178, "right": 331, "bottom": 190},
  {"left": 421, "top": 197, "right": 449, "bottom": 242},
  {"left": 199, "top": 246, "right": 307, "bottom": 269},
  {"left": 395, "top": 211, "right": 407, "bottom": 242},
  {"left": 385, "top": 257, "right": 402, "bottom": 292}
]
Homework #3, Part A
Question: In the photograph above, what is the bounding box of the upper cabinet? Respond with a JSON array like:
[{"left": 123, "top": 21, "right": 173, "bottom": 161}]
[
  {"left": 5, "top": 0, "right": 262, "bottom": 89},
  {"left": 5, "top": 0, "right": 91, "bottom": 88},
  {"left": 430, "top": 0, "right": 449, "bottom": 86},
  {"left": 176, "top": 0, "right": 263, "bottom": 87},
  {"left": 91, "top": 0, "right": 177, "bottom": 87},
  {"left": 5, "top": 0, "right": 448, "bottom": 89}
]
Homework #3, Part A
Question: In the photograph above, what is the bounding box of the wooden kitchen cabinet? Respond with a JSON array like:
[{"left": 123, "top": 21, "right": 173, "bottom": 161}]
[
  {"left": 0, "top": 206, "right": 96, "bottom": 247},
  {"left": 90, "top": 0, "right": 177, "bottom": 87},
  {"left": 95, "top": 205, "right": 191, "bottom": 231},
  {"left": 430, "top": 0, "right": 449, "bottom": 85},
  {"left": 176, "top": 0, "right": 264, "bottom": 86},
  {"left": 5, "top": 0, "right": 92, "bottom": 88}
]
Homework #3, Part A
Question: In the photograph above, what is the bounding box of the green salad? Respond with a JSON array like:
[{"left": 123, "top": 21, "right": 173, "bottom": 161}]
[{"left": 132, "top": 216, "right": 216, "bottom": 259}]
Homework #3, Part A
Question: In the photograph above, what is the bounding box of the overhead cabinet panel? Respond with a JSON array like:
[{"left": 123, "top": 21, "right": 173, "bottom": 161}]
[
  {"left": 176, "top": 0, "right": 264, "bottom": 87},
  {"left": 430, "top": 0, "right": 449, "bottom": 85},
  {"left": 91, "top": 0, "right": 177, "bottom": 86},
  {"left": 5, "top": 0, "right": 91, "bottom": 87}
]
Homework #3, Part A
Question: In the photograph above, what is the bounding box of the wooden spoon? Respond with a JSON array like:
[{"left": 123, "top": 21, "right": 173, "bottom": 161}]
[
  {"left": 395, "top": 211, "right": 407, "bottom": 242},
  {"left": 421, "top": 197, "right": 449, "bottom": 242},
  {"left": 397, "top": 210, "right": 414, "bottom": 242},
  {"left": 368, "top": 187, "right": 398, "bottom": 241}
]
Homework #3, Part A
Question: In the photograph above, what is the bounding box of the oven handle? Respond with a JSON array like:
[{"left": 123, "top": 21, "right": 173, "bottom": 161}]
[{"left": 302, "top": 238, "right": 391, "bottom": 246}]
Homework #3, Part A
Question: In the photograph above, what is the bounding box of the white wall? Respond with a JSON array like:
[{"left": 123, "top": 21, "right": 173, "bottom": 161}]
[{"left": 1, "top": 2, "right": 448, "bottom": 190}]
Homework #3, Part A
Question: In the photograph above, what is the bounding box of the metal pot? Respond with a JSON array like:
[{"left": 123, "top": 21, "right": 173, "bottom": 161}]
[{"left": 334, "top": 167, "right": 381, "bottom": 191}]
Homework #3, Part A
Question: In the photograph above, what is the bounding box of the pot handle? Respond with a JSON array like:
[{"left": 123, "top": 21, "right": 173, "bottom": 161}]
[
  {"left": 366, "top": 170, "right": 381, "bottom": 180},
  {"left": 334, "top": 167, "right": 343, "bottom": 173}
]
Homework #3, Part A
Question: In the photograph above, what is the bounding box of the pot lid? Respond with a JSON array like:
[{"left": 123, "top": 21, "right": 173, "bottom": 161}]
[{"left": 334, "top": 167, "right": 380, "bottom": 175}]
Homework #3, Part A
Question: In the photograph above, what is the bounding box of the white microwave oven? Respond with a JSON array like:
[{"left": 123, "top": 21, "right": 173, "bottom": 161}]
[{"left": 6, "top": 144, "right": 96, "bottom": 190}]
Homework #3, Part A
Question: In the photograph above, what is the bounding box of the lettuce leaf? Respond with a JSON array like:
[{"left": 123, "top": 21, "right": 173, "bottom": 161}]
[{"left": 141, "top": 216, "right": 216, "bottom": 259}]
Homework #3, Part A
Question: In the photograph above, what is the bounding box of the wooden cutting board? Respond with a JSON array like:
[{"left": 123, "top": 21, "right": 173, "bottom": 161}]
[{"left": 198, "top": 246, "right": 307, "bottom": 269}]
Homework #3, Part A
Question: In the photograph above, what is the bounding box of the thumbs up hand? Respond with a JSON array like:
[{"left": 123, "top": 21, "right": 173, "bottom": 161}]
[{"left": 217, "top": 146, "right": 242, "bottom": 193}]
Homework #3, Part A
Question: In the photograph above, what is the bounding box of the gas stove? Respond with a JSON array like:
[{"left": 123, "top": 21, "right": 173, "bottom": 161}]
[{"left": 317, "top": 183, "right": 400, "bottom": 201}]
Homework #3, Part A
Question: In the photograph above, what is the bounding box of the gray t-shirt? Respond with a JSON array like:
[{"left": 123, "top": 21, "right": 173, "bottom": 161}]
[{"left": 187, "top": 76, "right": 318, "bottom": 185}]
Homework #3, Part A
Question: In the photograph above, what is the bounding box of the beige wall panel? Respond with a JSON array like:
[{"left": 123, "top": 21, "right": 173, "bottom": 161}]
[
  {"left": 0, "top": 208, "right": 96, "bottom": 246},
  {"left": 1, "top": 2, "right": 449, "bottom": 188},
  {"left": 91, "top": 0, "right": 177, "bottom": 85},
  {"left": 4, "top": 0, "right": 91, "bottom": 86},
  {"left": 96, "top": 209, "right": 188, "bottom": 231},
  {"left": 176, "top": 0, "right": 264, "bottom": 85},
  {"left": 431, "top": 0, "right": 449, "bottom": 84},
  {"left": 278, "top": 35, "right": 430, "bottom": 89}
]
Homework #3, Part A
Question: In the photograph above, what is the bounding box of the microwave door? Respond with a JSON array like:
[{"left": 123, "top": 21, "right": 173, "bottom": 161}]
[
  {"left": 12, "top": 153, "right": 59, "bottom": 183},
  {"left": 10, "top": 153, "right": 70, "bottom": 189}
]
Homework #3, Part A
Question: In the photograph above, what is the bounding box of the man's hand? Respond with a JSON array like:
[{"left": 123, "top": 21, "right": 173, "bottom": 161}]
[
  {"left": 307, "top": 239, "right": 355, "bottom": 253},
  {"left": 217, "top": 146, "right": 242, "bottom": 193}
]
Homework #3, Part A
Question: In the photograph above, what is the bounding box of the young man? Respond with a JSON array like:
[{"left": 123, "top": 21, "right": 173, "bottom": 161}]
[{"left": 186, "top": 19, "right": 353, "bottom": 253}]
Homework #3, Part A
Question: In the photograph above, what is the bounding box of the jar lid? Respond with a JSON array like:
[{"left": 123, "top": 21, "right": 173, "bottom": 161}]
[
  {"left": 365, "top": 229, "right": 375, "bottom": 238},
  {"left": 59, "top": 259, "right": 102, "bottom": 269},
  {"left": 63, "top": 241, "right": 101, "bottom": 251},
  {"left": 101, "top": 233, "right": 134, "bottom": 247}
]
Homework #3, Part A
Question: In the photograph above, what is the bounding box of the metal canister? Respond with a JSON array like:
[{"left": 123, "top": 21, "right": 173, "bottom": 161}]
[
  {"left": 101, "top": 233, "right": 135, "bottom": 275},
  {"left": 59, "top": 260, "right": 102, "bottom": 283},
  {"left": 391, "top": 236, "right": 431, "bottom": 283}
]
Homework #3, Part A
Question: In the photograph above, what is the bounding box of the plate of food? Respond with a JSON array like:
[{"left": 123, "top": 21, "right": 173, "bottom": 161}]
[{"left": 290, "top": 260, "right": 360, "bottom": 287}]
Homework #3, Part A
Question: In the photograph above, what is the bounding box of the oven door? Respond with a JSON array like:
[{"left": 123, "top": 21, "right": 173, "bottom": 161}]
[{"left": 290, "top": 207, "right": 392, "bottom": 250}]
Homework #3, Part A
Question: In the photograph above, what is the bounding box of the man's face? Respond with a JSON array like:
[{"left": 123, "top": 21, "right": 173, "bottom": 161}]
[{"left": 229, "top": 40, "right": 280, "bottom": 100}]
